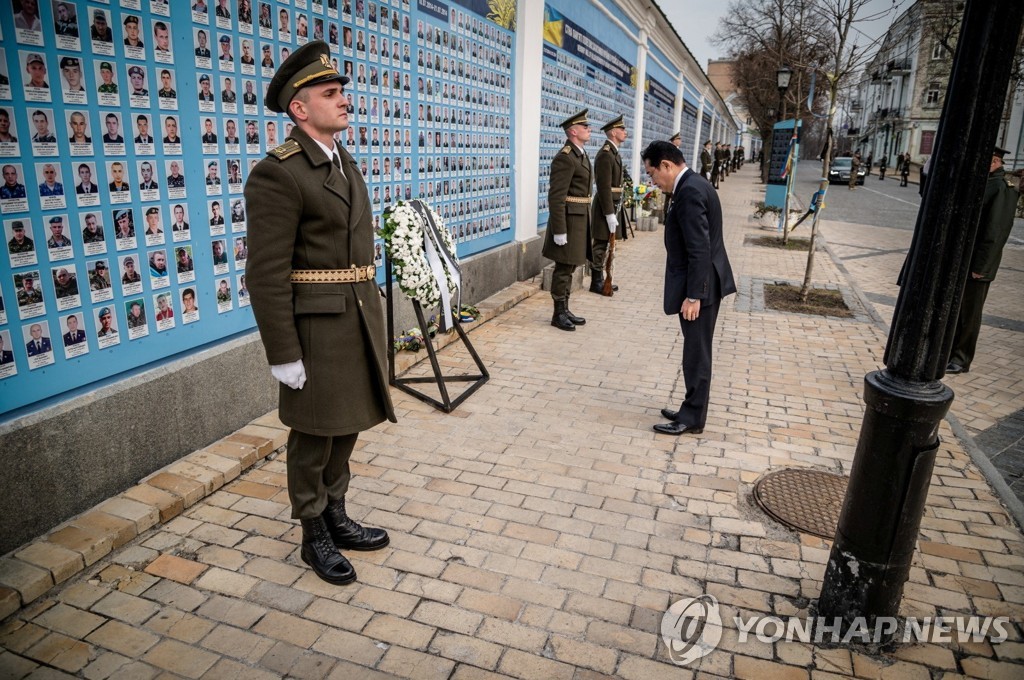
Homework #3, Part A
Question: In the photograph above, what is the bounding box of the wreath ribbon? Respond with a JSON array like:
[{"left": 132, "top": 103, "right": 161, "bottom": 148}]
[{"left": 410, "top": 200, "right": 461, "bottom": 330}]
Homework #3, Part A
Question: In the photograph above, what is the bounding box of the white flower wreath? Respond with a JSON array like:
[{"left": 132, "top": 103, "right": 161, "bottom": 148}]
[{"left": 379, "top": 200, "right": 459, "bottom": 308}]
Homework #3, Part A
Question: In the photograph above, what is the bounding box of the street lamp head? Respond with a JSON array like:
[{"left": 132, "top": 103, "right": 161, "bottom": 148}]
[{"left": 777, "top": 66, "right": 793, "bottom": 92}]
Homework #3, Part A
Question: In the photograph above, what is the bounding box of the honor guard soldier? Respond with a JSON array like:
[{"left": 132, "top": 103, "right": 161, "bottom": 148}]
[
  {"left": 542, "top": 108, "right": 592, "bottom": 331},
  {"left": 245, "top": 41, "right": 395, "bottom": 586},
  {"left": 700, "top": 140, "right": 713, "bottom": 180},
  {"left": 590, "top": 115, "right": 626, "bottom": 294}
]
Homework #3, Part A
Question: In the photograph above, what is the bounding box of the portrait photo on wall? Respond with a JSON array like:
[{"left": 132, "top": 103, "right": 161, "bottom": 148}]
[
  {"left": 23, "top": 320, "right": 55, "bottom": 369},
  {"left": 5, "top": 217, "right": 36, "bottom": 267},
  {"left": 0, "top": 107, "right": 21, "bottom": 156},
  {"left": 95, "top": 304, "right": 120, "bottom": 348},
  {"left": 14, "top": 0, "right": 45, "bottom": 46}
]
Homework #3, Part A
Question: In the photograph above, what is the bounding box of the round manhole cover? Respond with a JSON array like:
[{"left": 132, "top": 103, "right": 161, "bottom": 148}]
[{"left": 753, "top": 469, "right": 848, "bottom": 539}]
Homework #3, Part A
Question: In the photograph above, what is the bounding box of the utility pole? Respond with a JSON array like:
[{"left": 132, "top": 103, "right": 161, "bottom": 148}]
[{"left": 818, "top": 0, "right": 1024, "bottom": 632}]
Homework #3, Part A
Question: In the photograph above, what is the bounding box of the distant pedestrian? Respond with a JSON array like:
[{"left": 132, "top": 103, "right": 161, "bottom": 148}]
[
  {"left": 900, "top": 159, "right": 910, "bottom": 187},
  {"left": 849, "top": 152, "right": 861, "bottom": 191},
  {"left": 879, "top": 156, "right": 887, "bottom": 180},
  {"left": 865, "top": 152, "right": 873, "bottom": 177}
]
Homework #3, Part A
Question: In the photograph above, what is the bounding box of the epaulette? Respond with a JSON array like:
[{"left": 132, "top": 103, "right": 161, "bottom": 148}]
[
  {"left": 560, "top": 144, "right": 572, "bottom": 154},
  {"left": 269, "top": 139, "right": 301, "bottom": 160},
  {"left": 602, "top": 142, "right": 612, "bottom": 152}
]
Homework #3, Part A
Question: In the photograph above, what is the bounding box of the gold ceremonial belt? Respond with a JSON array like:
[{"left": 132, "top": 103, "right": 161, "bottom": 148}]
[
  {"left": 610, "top": 188, "right": 623, "bottom": 193},
  {"left": 565, "top": 196, "right": 592, "bottom": 204},
  {"left": 290, "top": 265, "right": 377, "bottom": 283}
]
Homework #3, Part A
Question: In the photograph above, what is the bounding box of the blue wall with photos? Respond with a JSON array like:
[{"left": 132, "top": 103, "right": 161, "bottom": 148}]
[
  {"left": 0, "top": 0, "right": 517, "bottom": 416},
  {"left": 538, "top": 0, "right": 637, "bottom": 228}
]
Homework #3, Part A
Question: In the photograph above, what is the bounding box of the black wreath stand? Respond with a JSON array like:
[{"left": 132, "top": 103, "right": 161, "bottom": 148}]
[{"left": 385, "top": 261, "right": 489, "bottom": 413}]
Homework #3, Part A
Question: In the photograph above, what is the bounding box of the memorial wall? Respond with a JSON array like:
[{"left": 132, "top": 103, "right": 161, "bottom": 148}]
[{"left": 0, "top": 0, "right": 516, "bottom": 416}]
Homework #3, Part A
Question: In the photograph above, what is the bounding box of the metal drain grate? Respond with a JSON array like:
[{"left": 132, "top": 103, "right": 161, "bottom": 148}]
[{"left": 753, "top": 469, "right": 849, "bottom": 539}]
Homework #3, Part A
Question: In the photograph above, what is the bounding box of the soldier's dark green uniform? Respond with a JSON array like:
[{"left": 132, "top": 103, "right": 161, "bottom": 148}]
[
  {"left": 700, "top": 141, "right": 713, "bottom": 180},
  {"left": 947, "top": 147, "right": 1020, "bottom": 374},
  {"left": 245, "top": 41, "right": 393, "bottom": 587},
  {"left": 590, "top": 115, "right": 625, "bottom": 293},
  {"left": 542, "top": 108, "right": 592, "bottom": 331}
]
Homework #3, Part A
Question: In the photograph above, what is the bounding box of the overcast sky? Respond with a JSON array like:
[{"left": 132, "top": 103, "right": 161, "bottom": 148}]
[{"left": 659, "top": 0, "right": 910, "bottom": 74}]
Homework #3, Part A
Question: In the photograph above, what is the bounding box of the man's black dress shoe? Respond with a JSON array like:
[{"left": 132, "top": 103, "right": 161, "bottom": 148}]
[
  {"left": 653, "top": 421, "right": 704, "bottom": 436},
  {"left": 661, "top": 408, "right": 678, "bottom": 421},
  {"left": 945, "top": 362, "right": 968, "bottom": 375}
]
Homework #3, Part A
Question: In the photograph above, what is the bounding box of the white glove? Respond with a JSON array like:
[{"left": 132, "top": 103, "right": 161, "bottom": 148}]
[
  {"left": 553, "top": 233, "right": 568, "bottom": 246},
  {"left": 605, "top": 214, "right": 618, "bottom": 231},
  {"left": 271, "top": 359, "right": 306, "bottom": 390}
]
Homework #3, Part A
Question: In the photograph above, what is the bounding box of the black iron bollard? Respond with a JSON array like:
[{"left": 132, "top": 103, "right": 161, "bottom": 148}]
[
  {"left": 818, "top": 0, "right": 1024, "bottom": 632},
  {"left": 817, "top": 371, "right": 951, "bottom": 623}
]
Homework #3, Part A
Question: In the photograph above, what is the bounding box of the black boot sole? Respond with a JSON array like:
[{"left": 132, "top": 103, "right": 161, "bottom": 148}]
[
  {"left": 301, "top": 547, "right": 357, "bottom": 585},
  {"left": 334, "top": 535, "right": 391, "bottom": 551}
]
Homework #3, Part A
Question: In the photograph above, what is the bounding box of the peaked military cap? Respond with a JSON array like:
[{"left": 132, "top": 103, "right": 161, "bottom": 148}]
[
  {"left": 670, "top": 131, "right": 681, "bottom": 141},
  {"left": 994, "top": 145, "right": 1010, "bottom": 158},
  {"left": 601, "top": 115, "right": 625, "bottom": 132},
  {"left": 123, "top": 15, "right": 138, "bottom": 25},
  {"left": 59, "top": 57, "right": 80, "bottom": 70},
  {"left": 265, "top": 40, "right": 350, "bottom": 114},
  {"left": 560, "top": 108, "right": 589, "bottom": 130}
]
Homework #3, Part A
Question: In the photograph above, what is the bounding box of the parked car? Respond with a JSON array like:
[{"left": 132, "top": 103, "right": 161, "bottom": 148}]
[{"left": 828, "top": 157, "right": 866, "bottom": 185}]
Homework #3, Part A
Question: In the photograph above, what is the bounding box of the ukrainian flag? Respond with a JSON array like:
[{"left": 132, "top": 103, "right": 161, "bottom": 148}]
[{"left": 544, "top": 7, "right": 564, "bottom": 47}]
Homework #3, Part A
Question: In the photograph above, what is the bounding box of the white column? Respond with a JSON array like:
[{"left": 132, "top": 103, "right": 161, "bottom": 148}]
[
  {"left": 513, "top": 0, "right": 545, "bottom": 242},
  {"left": 673, "top": 78, "right": 684, "bottom": 138},
  {"left": 692, "top": 93, "right": 706, "bottom": 164},
  {"left": 630, "top": 29, "right": 649, "bottom": 183}
]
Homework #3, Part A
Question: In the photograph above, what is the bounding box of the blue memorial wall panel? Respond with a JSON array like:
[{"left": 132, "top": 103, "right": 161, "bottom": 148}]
[
  {"left": 0, "top": 0, "right": 516, "bottom": 416},
  {"left": 640, "top": 58, "right": 675, "bottom": 155},
  {"left": 538, "top": 1, "right": 635, "bottom": 228}
]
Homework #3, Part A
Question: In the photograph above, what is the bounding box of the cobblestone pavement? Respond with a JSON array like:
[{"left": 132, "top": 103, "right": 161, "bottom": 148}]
[{"left": 1, "top": 166, "right": 1022, "bottom": 679}]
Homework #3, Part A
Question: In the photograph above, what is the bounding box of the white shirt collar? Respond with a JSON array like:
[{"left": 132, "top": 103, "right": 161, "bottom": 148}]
[
  {"left": 672, "top": 166, "right": 689, "bottom": 194},
  {"left": 312, "top": 138, "right": 345, "bottom": 178}
]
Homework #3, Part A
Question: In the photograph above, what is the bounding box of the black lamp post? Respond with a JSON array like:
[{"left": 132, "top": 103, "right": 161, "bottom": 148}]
[{"left": 777, "top": 65, "right": 793, "bottom": 122}]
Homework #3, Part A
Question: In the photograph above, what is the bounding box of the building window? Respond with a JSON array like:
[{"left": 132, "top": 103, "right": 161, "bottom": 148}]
[
  {"left": 931, "top": 41, "right": 945, "bottom": 60},
  {"left": 925, "top": 84, "right": 941, "bottom": 105}
]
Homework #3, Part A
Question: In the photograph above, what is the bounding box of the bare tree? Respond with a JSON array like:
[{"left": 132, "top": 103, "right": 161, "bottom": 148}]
[
  {"left": 713, "top": 0, "right": 831, "bottom": 182},
  {"left": 799, "top": 0, "right": 892, "bottom": 301}
]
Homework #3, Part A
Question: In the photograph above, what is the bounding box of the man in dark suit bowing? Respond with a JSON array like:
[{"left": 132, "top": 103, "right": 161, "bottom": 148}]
[{"left": 642, "top": 140, "right": 736, "bottom": 436}]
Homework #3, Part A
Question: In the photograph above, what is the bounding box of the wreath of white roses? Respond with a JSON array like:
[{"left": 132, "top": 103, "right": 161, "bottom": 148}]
[{"left": 379, "top": 200, "right": 459, "bottom": 308}]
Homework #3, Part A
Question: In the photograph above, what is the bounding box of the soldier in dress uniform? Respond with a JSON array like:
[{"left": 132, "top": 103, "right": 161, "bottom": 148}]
[
  {"left": 700, "top": 140, "right": 713, "bottom": 180},
  {"left": 542, "top": 108, "right": 592, "bottom": 331},
  {"left": 590, "top": 115, "right": 626, "bottom": 295},
  {"left": 246, "top": 41, "right": 395, "bottom": 586},
  {"left": 946, "top": 146, "right": 1020, "bottom": 374}
]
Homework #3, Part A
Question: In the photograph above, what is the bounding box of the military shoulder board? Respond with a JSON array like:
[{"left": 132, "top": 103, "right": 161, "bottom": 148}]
[
  {"left": 560, "top": 145, "right": 572, "bottom": 154},
  {"left": 603, "top": 142, "right": 612, "bottom": 152},
  {"left": 269, "top": 139, "right": 301, "bottom": 160}
]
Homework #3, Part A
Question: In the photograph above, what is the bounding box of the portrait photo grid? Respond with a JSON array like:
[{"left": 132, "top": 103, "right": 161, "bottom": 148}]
[{"left": 0, "top": 0, "right": 517, "bottom": 412}]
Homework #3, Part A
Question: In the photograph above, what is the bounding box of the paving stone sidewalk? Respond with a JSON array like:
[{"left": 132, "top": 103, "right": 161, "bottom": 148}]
[{"left": 1, "top": 166, "right": 1022, "bottom": 679}]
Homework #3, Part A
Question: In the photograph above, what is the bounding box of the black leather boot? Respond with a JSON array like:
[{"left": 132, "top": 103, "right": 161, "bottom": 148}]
[
  {"left": 322, "top": 497, "right": 390, "bottom": 551},
  {"left": 589, "top": 271, "right": 604, "bottom": 294},
  {"left": 300, "top": 516, "right": 356, "bottom": 585},
  {"left": 551, "top": 299, "right": 575, "bottom": 331},
  {"left": 564, "top": 295, "right": 586, "bottom": 325}
]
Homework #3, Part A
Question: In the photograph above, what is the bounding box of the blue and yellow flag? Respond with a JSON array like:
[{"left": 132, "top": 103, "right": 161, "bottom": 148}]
[{"left": 544, "top": 7, "right": 564, "bottom": 47}]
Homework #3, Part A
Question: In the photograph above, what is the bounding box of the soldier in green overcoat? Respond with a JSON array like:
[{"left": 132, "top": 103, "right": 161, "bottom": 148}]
[
  {"left": 245, "top": 41, "right": 395, "bottom": 586},
  {"left": 590, "top": 115, "right": 626, "bottom": 294},
  {"left": 947, "top": 146, "right": 1020, "bottom": 374},
  {"left": 542, "top": 108, "right": 592, "bottom": 331}
]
